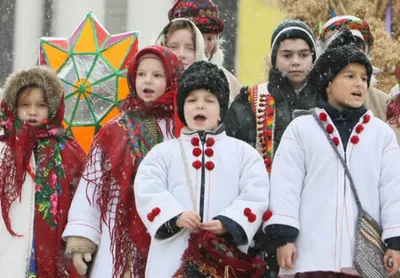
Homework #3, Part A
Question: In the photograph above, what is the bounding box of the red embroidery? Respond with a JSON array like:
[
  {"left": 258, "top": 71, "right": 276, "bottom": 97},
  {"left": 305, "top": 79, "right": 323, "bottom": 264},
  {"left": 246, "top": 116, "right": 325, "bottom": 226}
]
[
  {"left": 204, "top": 148, "right": 214, "bottom": 157},
  {"left": 332, "top": 137, "right": 340, "bottom": 146},
  {"left": 248, "top": 213, "right": 256, "bottom": 223},
  {"left": 350, "top": 135, "right": 360, "bottom": 144},
  {"left": 326, "top": 124, "right": 334, "bottom": 134},
  {"left": 355, "top": 125, "right": 364, "bottom": 134},
  {"left": 363, "top": 114, "right": 371, "bottom": 123},
  {"left": 206, "top": 137, "right": 215, "bottom": 147},
  {"left": 205, "top": 161, "right": 215, "bottom": 171},
  {"left": 192, "top": 148, "right": 202, "bottom": 157},
  {"left": 263, "top": 210, "right": 273, "bottom": 221},
  {"left": 152, "top": 207, "right": 161, "bottom": 216},
  {"left": 192, "top": 160, "right": 202, "bottom": 169},
  {"left": 244, "top": 208, "right": 252, "bottom": 216},
  {"left": 191, "top": 137, "right": 200, "bottom": 146},
  {"left": 319, "top": 112, "right": 328, "bottom": 121},
  {"left": 147, "top": 213, "right": 155, "bottom": 222}
]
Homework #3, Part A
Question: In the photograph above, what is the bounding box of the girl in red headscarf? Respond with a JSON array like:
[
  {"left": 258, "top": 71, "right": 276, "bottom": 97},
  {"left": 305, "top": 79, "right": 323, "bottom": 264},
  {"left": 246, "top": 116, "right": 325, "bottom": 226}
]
[
  {"left": 0, "top": 66, "right": 86, "bottom": 277},
  {"left": 62, "top": 45, "right": 182, "bottom": 278}
]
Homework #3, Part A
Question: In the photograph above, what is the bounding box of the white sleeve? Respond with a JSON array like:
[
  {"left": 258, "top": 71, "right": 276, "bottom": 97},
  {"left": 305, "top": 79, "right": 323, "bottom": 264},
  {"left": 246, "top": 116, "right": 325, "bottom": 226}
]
[
  {"left": 217, "top": 144, "right": 269, "bottom": 244},
  {"left": 134, "top": 146, "right": 186, "bottom": 238},
  {"left": 379, "top": 131, "right": 400, "bottom": 240},
  {"left": 264, "top": 120, "right": 305, "bottom": 230},
  {"left": 62, "top": 146, "right": 102, "bottom": 246}
]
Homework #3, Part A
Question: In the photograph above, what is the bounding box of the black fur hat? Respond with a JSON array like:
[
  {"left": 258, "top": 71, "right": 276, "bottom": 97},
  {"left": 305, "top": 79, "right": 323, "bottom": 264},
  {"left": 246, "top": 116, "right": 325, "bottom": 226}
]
[
  {"left": 307, "top": 27, "right": 373, "bottom": 100},
  {"left": 177, "top": 61, "right": 229, "bottom": 125}
]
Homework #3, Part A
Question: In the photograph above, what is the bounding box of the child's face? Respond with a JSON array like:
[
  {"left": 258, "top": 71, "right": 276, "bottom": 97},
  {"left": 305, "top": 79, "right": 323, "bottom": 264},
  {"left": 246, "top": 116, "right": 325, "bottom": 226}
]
[
  {"left": 166, "top": 28, "right": 195, "bottom": 69},
  {"left": 184, "top": 89, "right": 220, "bottom": 131},
  {"left": 326, "top": 63, "right": 368, "bottom": 111},
  {"left": 135, "top": 57, "right": 167, "bottom": 102},
  {"left": 203, "top": 33, "right": 217, "bottom": 59},
  {"left": 275, "top": 39, "right": 313, "bottom": 89},
  {"left": 17, "top": 87, "right": 49, "bottom": 126}
]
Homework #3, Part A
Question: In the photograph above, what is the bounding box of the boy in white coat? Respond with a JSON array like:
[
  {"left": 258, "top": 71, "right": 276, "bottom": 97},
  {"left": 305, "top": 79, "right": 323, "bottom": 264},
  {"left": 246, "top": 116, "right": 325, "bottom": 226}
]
[
  {"left": 265, "top": 28, "right": 400, "bottom": 277},
  {"left": 134, "top": 61, "right": 269, "bottom": 278}
]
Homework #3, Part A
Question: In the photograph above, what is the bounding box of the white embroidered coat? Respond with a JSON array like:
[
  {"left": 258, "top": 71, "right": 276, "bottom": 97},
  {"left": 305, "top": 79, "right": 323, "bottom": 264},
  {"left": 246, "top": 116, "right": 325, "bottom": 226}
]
[
  {"left": 62, "top": 119, "right": 173, "bottom": 278},
  {"left": 134, "top": 129, "right": 270, "bottom": 278},
  {"left": 0, "top": 141, "right": 36, "bottom": 277},
  {"left": 265, "top": 108, "right": 400, "bottom": 277}
]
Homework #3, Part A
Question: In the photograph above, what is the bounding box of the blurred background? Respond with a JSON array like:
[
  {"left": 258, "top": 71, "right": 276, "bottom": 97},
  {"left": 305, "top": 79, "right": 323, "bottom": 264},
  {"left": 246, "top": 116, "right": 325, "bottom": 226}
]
[{"left": 0, "top": 0, "right": 284, "bottom": 87}]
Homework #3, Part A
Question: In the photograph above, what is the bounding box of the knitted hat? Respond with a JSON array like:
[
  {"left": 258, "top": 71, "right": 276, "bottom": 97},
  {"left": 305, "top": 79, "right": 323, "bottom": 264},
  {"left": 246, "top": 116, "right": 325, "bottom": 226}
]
[
  {"left": 270, "top": 20, "right": 316, "bottom": 67},
  {"left": 177, "top": 60, "right": 229, "bottom": 125},
  {"left": 127, "top": 45, "right": 182, "bottom": 95},
  {"left": 308, "top": 27, "right": 373, "bottom": 100},
  {"left": 2, "top": 66, "right": 63, "bottom": 116},
  {"left": 168, "top": 0, "right": 224, "bottom": 34},
  {"left": 320, "top": 15, "right": 374, "bottom": 54}
]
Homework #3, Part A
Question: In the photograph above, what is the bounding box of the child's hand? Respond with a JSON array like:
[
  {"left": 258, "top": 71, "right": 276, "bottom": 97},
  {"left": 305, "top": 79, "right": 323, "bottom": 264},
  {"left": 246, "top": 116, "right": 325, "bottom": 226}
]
[
  {"left": 277, "top": 243, "right": 297, "bottom": 270},
  {"left": 176, "top": 211, "right": 201, "bottom": 230},
  {"left": 384, "top": 249, "right": 400, "bottom": 276},
  {"left": 72, "top": 252, "right": 92, "bottom": 275},
  {"left": 201, "top": 220, "right": 227, "bottom": 235}
]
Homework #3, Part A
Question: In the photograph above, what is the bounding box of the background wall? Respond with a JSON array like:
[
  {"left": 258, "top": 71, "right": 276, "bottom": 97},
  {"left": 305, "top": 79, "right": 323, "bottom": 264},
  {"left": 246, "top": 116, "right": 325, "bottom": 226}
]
[{"left": 0, "top": 0, "right": 284, "bottom": 88}]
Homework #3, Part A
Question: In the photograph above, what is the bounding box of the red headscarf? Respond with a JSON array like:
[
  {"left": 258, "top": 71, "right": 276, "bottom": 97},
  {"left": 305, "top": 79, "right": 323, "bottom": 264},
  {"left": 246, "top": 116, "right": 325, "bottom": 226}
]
[
  {"left": 86, "top": 46, "right": 182, "bottom": 277},
  {"left": 0, "top": 95, "right": 85, "bottom": 277}
]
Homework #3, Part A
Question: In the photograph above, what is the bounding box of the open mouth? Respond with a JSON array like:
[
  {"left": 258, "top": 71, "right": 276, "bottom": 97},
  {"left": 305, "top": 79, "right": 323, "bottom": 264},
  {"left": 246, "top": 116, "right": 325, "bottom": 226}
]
[
  {"left": 28, "top": 119, "right": 38, "bottom": 124},
  {"left": 143, "top": 88, "right": 154, "bottom": 94},
  {"left": 194, "top": 115, "right": 207, "bottom": 121},
  {"left": 351, "top": 92, "right": 362, "bottom": 97}
]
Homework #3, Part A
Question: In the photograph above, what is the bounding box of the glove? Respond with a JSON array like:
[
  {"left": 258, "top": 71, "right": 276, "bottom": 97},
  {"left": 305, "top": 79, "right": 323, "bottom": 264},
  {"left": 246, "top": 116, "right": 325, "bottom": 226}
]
[{"left": 65, "top": 236, "right": 96, "bottom": 275}]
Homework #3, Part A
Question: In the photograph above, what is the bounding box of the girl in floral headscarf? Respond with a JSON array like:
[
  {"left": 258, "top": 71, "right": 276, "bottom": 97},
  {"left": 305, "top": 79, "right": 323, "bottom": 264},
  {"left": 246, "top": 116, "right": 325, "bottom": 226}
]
[
  {"left": 0, "top": 66, "right": 86, "bottom": 277},
  {"left": 63, "top": 46, "right": 183, "bottom": 278}
]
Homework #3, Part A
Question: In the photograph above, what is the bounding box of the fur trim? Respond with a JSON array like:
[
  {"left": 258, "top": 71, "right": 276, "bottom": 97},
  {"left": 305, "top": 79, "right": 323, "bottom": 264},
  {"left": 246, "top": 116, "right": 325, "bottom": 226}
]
[
  {"left": 209, "top": 38, "right": 224, "bottom": 66},
  {"left": 2, "top": 66, "right": 63, "bottom": 115},
  {"left": 155, "top": 18, "right": 207, "bottom": 62}
]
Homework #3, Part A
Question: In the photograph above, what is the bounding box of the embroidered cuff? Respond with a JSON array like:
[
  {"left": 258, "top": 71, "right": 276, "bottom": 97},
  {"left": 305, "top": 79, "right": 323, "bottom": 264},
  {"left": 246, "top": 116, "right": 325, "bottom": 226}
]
[
  {"left": 155, "top": 214, "right": 182, "bottom": 239},
  {"left": 264, "top": 224, "right": 299, "bottom": 248},
  {"left": 214, "top": 215, "right": 247, "bottom": 246},
  {"left": 385, "top": 236, "right": 400, "bottom": 250}
]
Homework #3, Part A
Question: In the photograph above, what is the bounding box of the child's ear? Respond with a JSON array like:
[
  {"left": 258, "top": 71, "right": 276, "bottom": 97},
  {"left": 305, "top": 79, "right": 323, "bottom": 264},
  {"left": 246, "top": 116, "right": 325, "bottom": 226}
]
[{"left": 326, "top": 82, "right": 331, "bottom": 94}]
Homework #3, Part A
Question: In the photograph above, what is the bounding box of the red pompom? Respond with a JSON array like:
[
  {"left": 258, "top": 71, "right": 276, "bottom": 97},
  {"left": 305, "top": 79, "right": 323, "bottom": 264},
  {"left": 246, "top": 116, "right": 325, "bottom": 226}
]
[
  {"left": 206, "top": 137, "right": 215, "bottom": 147},
  {"left": 192, "top": 160, "right": 202, "bottom": 169},
  {"left": 395, "top": 65, "right": 400, "bottom": 80},
  {"left": 152, "top": 207, "right": 161, "bottom": 216},
  {"left": 363, "top": 114, "right": 371, "bottom": 124},
  {"left": 244, "top": 208, "right": 252, "bottom": 216},
  {"left": 263, "top": 210, "right": 273, "bottom": 221},
  {"left": 192, "top": 147, "right": 202, "bottom": 157},
  {"left": 248, "top": 213, "right": 256, "bottom": 223},
  {"left": 147, "top": 213, "right": 155, "bottom": 222},
  {"left": 191, "top": 137, "right": 200, "bottom": 146},
  {"left": 319, "top": 112, "right": 328, "bottom": 121},
  {"left": 265, "top": 158, "right": 272, "bottom": 165},
  {"left": 205, "top": 148, "right": 214, "bottom": 157},
  {"left": 326, "top": 124, "right": 334, "bottom": 134},
  {"left": 351, "top": 135, "right": 360, "bottom": 144},
  {"left": 332, "top": 137, "right": 340, "bottom": 146},
  {"left": 205, "top": 161, "right": 215, "bottom": 171},
  {"left": 355, "top": 125, "right": 364, "bottom": 134},
  {"left": 266, "top": 129, "right": 273, "bottom": 137}
]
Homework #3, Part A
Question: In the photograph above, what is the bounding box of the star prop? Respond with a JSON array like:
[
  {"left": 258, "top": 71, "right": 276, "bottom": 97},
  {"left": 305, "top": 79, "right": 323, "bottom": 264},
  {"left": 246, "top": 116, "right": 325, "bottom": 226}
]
[{"left": 39, "top": 12, "right": 139, "bottom": 152}]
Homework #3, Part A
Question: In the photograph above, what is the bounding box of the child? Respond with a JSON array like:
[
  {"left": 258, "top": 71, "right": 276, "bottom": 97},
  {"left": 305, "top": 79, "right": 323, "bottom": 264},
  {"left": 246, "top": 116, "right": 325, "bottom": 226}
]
[
  {"left": 0, "top": 66, "right": 86, "bottom": 277},
  {"left": 134, "top": 60, "right": 269, "bottom": 277},
  {"left": 167, "top": 0, "right": 242, "bottom": 100},
  {"left": 319, "top": 15, "right": 390, "bottom": 122},
  {"left": 265, "top": 28, "right": 400, "bottom": 277},
  {"left": 62, "top": 46, "right": 182, "bottom": 278},
  {"left": 156, "top": 17, "right": 207, "bottom": 70},
  {"left": 225, "top": 19, "right": 317, "bottom": 278},
  {"left": 226, "top": 19, "right": 317, "bottom": 172}
]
